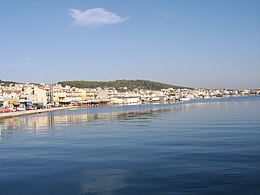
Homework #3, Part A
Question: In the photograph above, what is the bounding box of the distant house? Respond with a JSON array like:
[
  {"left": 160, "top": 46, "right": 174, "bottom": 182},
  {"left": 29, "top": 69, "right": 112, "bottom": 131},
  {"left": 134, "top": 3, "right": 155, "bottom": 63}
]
[
  {"left": 111, "top": 96, "right": 141, "bottom": 104},
  {"left": 53, "top": 90, "right": 82, "bottom": 106},
  {"left": 2, "top": 90, "right": 22, "bottom": 108},
  {"left": 22, "top": 87, "right": 48, "bottom": 106},
  {"left": 53, "top": 92, "right": 67, "bottom": 106},
  {"left": 96, "top": 89, "right": 108, "bottom": 100}
]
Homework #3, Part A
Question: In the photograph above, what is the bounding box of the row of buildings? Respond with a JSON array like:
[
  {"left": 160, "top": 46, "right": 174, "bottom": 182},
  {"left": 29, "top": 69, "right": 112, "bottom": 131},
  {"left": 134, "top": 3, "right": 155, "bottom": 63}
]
[{"left": 0, "top": 83, "right": 259, "bottom": 109}]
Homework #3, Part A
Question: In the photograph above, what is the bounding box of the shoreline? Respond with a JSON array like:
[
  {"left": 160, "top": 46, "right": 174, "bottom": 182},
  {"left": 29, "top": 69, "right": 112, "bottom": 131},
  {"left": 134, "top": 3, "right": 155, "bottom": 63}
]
[
  {"left": 0, "top": 96, "right": 257, "bottom": 120},
  {"left": 0, "top": 101, "right": 179, "bottom": 120},
  {"left": 0, "top": 106, "right": 78, "bottom": 120}
]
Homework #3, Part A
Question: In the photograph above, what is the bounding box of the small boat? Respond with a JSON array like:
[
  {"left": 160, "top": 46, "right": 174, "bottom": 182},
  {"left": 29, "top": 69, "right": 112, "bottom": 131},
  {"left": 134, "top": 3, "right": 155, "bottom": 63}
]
[
  {"left": 180, "top": 97, "right": 191, "bottom": 101},
  {"left": 68, "top": 108, "right": 78, "bottom": 111},
  {"left": 203, "top": 95, "right": 211, "bottom": 99}
]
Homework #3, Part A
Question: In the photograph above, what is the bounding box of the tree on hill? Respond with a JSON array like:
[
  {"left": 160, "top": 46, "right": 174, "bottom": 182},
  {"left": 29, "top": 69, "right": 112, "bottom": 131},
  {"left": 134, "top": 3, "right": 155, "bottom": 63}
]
[
  {"left": 57, "top": 80, "right": 187, "bottom": 90},
  {"left": 0, "top": 79, "right": 18, "bottom": 86}
]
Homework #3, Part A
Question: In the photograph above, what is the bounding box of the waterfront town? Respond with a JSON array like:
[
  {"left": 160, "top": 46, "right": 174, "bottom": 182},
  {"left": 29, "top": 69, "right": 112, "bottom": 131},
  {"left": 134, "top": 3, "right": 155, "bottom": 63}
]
[{"left": 0, "top": 82, "right": 259, "bottom": 113}]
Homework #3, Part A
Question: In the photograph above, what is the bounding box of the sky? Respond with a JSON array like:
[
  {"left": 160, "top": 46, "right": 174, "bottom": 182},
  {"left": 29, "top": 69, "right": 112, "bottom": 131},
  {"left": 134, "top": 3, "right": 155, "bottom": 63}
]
[{"left": 0, "top": 0, "right": 259, "bottom": 89}]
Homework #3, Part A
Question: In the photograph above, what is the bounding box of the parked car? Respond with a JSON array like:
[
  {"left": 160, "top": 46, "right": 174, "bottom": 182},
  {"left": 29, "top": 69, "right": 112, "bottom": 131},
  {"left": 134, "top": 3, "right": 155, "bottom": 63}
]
[
  {"left": 8, "top": 108, "right": 16, "bottom": 112},
  {"left": 16, "top": 104, "right": 26, "bottom": 111},
  {"left": 1, "top": 108, "right": 13, "bottom": 113},
  {"left": 17, "top": 107, "right": 26, "bottom": 111},
  {"left": 26, "top": 106, "right": 34, "bottom": 110}
]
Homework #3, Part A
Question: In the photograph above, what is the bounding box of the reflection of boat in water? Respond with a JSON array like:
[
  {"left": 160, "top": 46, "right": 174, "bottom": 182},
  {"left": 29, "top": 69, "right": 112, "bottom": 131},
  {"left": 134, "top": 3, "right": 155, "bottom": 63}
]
[{"left": 68, "top": 107, "right": 78, "bottom": 111}]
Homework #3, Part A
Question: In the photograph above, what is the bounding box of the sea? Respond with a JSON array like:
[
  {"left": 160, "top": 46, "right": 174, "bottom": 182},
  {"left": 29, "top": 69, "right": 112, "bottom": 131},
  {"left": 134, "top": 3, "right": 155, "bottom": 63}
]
[{"left": 0, "top": 96, "right": 260, "bottom": 195}]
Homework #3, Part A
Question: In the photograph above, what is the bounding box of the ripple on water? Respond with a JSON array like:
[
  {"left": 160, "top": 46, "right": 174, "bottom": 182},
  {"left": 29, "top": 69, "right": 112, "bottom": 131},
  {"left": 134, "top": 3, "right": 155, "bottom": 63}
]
[{"left": 0, "top": 97, "right": 260, "bottom": 194}]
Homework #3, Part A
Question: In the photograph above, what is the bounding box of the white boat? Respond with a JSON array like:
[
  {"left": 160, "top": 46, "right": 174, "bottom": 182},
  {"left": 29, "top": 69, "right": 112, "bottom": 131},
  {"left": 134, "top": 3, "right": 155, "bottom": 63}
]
[{"left": 180, "top": 97, "right": 191, "bottom": 101}]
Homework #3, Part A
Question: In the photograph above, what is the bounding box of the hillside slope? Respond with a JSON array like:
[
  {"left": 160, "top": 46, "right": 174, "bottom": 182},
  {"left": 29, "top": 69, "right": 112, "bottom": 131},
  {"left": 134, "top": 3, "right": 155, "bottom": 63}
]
[{"left": 58, "top": 80, "right": 187, "bottom": 90}]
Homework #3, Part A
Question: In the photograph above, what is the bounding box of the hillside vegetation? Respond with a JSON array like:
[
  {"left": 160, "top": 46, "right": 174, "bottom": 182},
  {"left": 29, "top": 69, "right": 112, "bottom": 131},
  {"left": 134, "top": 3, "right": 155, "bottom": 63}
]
[
  {"left": 0, "top": 79, "right": 19, "bottom": 86},
  {"left": 58, "top": 80, "right": 187, "bottom": 90}
]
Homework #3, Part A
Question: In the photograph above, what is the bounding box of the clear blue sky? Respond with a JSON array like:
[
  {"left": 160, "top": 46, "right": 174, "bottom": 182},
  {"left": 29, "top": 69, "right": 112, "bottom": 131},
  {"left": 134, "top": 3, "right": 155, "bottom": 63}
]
[{"left": 0, "top": 0, "right": 259, "bottom": 89}]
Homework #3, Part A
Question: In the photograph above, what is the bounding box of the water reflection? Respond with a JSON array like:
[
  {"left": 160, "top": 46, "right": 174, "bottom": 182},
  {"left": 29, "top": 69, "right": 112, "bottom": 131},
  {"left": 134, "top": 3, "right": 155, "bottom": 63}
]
[
  {"left": 0, "top": 97, "right": 259, "bottom": 194},
  {"left": 1, "top": 97, "right": 258, "bottom": 141},
  {"left": 0, "top": 105, "right": 174, "bottom": 140},
  {"left": 80, "top": 168, "right": 128, "bottom": 194}
]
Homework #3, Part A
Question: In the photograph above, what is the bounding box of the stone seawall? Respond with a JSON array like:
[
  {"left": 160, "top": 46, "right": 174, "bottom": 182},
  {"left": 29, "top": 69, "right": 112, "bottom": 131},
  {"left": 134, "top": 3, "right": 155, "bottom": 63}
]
[{"left": 0, "top": 107, "right": 74, "bottom": 120}]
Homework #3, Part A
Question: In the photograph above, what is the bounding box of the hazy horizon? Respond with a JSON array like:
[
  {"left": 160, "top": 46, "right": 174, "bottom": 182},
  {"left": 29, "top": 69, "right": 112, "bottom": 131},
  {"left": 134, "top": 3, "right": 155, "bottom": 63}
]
[{"left": 0, "top": 0, "right": 259, "bottom": 89}]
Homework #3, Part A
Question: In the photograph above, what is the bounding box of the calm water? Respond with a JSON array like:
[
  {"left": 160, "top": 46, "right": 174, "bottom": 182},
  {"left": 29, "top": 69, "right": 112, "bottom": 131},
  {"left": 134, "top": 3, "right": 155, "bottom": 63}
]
[{"left": 0, "top": 97, "right": 260, "bottom": 195}]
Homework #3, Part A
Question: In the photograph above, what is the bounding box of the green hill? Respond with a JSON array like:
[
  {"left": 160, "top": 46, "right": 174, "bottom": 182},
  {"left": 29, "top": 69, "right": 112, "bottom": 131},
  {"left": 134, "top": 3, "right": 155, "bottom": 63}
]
[
  {"left": 58, "top": 80, "right": 187, "bottom": 90},
  {"left": 0, "top": 79, "right": 19, "bottom": 86}
]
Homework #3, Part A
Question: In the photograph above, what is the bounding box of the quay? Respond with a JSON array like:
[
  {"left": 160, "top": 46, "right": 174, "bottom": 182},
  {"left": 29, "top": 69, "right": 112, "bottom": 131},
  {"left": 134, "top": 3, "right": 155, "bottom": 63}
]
[{"left": 0, "top": 107, "right": 74, "bottom": 120}]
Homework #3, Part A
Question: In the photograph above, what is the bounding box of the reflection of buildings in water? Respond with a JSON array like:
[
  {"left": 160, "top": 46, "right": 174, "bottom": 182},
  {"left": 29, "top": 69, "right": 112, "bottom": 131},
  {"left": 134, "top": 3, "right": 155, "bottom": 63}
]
[
  {"left": 178, "top": 99, "right": 245, "bottom": 111},
  {"left": 1, "top": 100, "right": 236, "bottom": 140},
  {"left": 0, "top": 106, "right": 170, "bottom": 134},
  {"left": 0, "top": 107, "right": 174, "bottom": 139},
  {"left": 48, "top": 113, "right": 55, "bottom": 127},
  {"left": 0, "top": 121, "right": 2, "bottom": 141}
]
